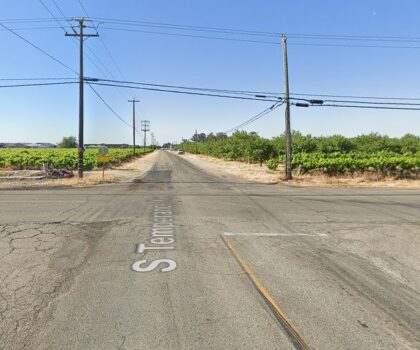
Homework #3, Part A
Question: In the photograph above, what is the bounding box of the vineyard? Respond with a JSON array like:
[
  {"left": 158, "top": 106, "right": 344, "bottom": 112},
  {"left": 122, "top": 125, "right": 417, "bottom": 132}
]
[
  {"left": 0, "top": 148, "right": 154, "bottom": 170},
  {"left": 180, "top": 132, "right": 420, "bottom": 175}
]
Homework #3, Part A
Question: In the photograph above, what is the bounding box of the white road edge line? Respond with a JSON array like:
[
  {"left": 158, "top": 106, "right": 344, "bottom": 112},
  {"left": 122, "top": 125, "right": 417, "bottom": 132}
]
[{"left": 223, "top": 232, "right": 328, "bottom": 237}]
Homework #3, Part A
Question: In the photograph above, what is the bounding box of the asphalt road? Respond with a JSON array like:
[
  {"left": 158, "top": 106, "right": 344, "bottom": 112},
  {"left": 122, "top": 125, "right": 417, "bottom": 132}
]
[{"left": 1, "top": 150, "right": 419, "bottom": 350}]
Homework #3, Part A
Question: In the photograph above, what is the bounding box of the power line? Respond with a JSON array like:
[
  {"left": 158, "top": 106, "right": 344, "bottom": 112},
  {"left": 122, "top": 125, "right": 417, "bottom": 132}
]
[
  {"left": 4, "top": 16, "right": 420, "bottom": 44},
  {"left": 99, "top": 26, "right": 420, "bottom": 49},
  {"left": 309, "top": 103, "right": 420, "bottom": 111},
  {"left": 288, "top": 42, "right": 420, "bottom": 50},
  {"left": 87, "top": 81, "right": 420, "bottom": 108},
  {"left": 51, "top": 0, "right": 67, "bottom": 18},
  {"left": 87, "top": 83, "right": 138, "bottom": 130},
  {"left": 77, "top": 1, "right": 129, "bottom": 91},
  {"left": 287, "top": 96, "right": 420, "bottom": 106},
  {"left": 77, "top": 0, "right": 90, "bottom": 17},
  {"left": 0, "top": 18, "right": 60, "bottom": 24},
  {"left": 38, "top": 0, "right": 68, "bottom": 32},
  {"left": 0, "top": 25, "right": 67, "bottom": 31},
  {"left": 93, "top": 78, "right": 282, "bottom": 99},
  {"left": 0, "top": 23, "right": 77, "bottom": 74},
  {"left": 289, "top": 92, "right": 420, "bottom": 101},
  {"left": 91, "top": 78, "right": 420, "bottom": 106},
  {"left": 0, "top": 77, "right": 74, "bottom": 81},
  {"left": 225, "top": 103, "right": 283, "bottom": 133},
  {"left": 51, "top": 0, "right": 138, "bottom": 124},
  {"left": 316, "top": 99, "right": 420, "bottom": 107},
  {"left": 0, "top": 81, "right": 77, "bottom": 88},
  {"left": 92, "top": 17, "right": 420, "bottom": 43},
  {"left": 88, "top": 81, "right": 280, "bottom": 102},
  {"left": 100, "top": 26, "right": 281, "bottom": 45},
  {"left": 2, "top": 14, "right": 137, "bottom": 135},
  {"left": 287, "top": 33, "right": 420, "bottom": 43},
  {"left": 46, "top": 0, "right": 119, "bottom": 80},
  {"left": 93, "top": 17, "right": 281, "bottom": 38},
  {"left": 98, "top": 36, "right": 128, "bottom": 81}
]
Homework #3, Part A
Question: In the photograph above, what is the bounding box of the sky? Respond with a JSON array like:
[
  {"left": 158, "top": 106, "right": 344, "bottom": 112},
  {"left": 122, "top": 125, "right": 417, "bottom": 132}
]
[{"left": 0, "top": 0, "right": 419, "bottom": 145}]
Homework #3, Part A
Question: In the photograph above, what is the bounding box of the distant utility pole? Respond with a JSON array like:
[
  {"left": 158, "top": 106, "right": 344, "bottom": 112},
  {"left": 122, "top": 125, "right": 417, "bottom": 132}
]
[
  {"left": 282, "top": 34, "right": 292, "bottom": 180},
  {"left": 141, "top": 120, "right": 150, "bottom": 148},
  {"left": 66, "top": 18, "right": 98, "bottom": 178},
  {"left": 195, "top": 129, "right": 198, "bottom": 154},
  {"left": 128, "top": 98, "right": 139, "bottom": 155},
  {"left": 150, "top": 132, "right": 157, "bottom": 145}
]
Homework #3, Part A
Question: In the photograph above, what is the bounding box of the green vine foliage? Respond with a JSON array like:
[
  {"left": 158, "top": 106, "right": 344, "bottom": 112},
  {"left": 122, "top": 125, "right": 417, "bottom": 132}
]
[
  {"left": 0, "top": 148, "right": 153, "bottom": 170},
  {"left": 180, "top": 131, "right": 420, "bottom": 174}
]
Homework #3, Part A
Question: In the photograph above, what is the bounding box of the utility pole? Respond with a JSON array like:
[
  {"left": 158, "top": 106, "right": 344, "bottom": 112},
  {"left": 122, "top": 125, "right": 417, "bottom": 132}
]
[
  {"left": 195, "top": 129, "right": 198, "bottom": 154},
  {"left": 282, "top": 34, "right": 292, "bottom": 180},
  {"left": 128, "top": 98, "right": 139, "bottom": 155},
  {"left": 66, "top": 18, "right": 98, "bottom": 178},
  {"left": 150, "top": 132, "right": 157, "bottom": 146},
  {"left": 141, "top": 120, "right": 150, "bottom": 148}
]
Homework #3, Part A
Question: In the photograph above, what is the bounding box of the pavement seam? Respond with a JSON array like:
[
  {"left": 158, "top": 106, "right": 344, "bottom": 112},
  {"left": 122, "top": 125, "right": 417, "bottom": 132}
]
[{"left": 221, "top": 234, "right": 311, "bottom": 350}]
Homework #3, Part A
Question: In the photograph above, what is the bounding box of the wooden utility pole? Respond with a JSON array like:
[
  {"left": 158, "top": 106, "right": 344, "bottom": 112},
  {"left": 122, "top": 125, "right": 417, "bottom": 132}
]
[
  {"left": 128, "top": 98, "right": 139, "bottom": 155},
  {"left": 141, "top": 120, "right": 150, "bottom": 148},
  {"left": 66, "top": 18, "right": 98, "bottom": 178},
  {"left": 282, "top": 34, "right": 292, "bottom": 180},
  {"left": 195, "top": 129, "right": 198, "bottom": 154}
]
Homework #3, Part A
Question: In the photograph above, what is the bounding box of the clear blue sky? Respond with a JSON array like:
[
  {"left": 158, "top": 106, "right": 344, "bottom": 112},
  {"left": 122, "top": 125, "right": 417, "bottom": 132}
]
[{"left": 0, "top": 0, "right": 419, "bottom": 144}]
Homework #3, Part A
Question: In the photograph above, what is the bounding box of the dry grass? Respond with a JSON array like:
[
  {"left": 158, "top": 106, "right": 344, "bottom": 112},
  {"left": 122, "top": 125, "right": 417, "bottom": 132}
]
[{"left": 285, "top": 174, "right": 420, "bottom": 188}]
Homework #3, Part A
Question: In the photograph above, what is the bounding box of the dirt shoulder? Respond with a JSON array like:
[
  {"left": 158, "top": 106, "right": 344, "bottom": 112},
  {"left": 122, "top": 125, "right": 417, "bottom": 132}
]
[
  {"left": 0, "top": 151, "right": 158, "bottom": 190},
  {"left": 181, "top": 152, "right": 420, "bottom": 188}
]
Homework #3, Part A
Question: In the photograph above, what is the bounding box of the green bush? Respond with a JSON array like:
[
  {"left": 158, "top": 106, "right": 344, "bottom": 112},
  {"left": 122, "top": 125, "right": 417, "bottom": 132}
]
[{"left": 266, "top": 159, "right": 279, "bottom": 170}]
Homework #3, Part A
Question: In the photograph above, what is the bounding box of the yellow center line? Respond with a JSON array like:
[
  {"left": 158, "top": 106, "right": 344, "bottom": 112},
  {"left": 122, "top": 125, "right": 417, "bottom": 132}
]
[{"left": 221, "top": 234, "right": 311, "bottom": 350}]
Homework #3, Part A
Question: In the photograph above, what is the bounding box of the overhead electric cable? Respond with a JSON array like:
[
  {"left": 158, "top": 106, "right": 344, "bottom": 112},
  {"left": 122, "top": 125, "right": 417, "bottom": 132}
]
[
  {"left": 289, "top": 92, "right": 420, "bottom": 101},
  {"left": 0, "top": 77, "right": 74, "bottom": 81},
  {"left": 0, "top": 23, "right": 77, "bottom": 74},
  {"left": 99, "top": 26, "right": 420, "bottom": 49},
  {"left": 92, "top": 17, "right": 420, "bottom": 43},
  {"left": 44, "top": 0, "right": 117, "bottom": 80},
  {"left": 0, "top": 81, "right": 77, "bottom": 88},
  {"left": 288, "top": 42, "right": 420, "bottom": 49},
  {"left": 93, "top": 78, "right": 282, "bottom": 99},
  {"left": 2, "top": 14, "right": 135, "bottom": 132},
  {"left": 77, "top": 1, "right": 129, "bottom": 93},
  {"left": 38, "top": 0, "right": 68, "bottom": 32},
  {"left": 306, "top": 103, "right": 420, "bottom": 111},
  {"left": 0, "top": 25, "right": 68, "bottom": 31},
  {"left": 225, "top": 102, "right": 283, "bottom": 133},
  {"left": 318, "top": 99, "right": 420, "bottom": 106},
  {"left": 4, "top": 17, "right": 420, "bottom": 43},
  {"left": 88, "top": 82, "right": 279, "bottom": 102},
  {"left": 100, "top": 27, "right": 281, "bottom": 45},
  {"left": 0, "top": 18, "right": 60, "bottom": 24},
  {"left": 87, "top": 83, "right": 138, "bottom": 131}
]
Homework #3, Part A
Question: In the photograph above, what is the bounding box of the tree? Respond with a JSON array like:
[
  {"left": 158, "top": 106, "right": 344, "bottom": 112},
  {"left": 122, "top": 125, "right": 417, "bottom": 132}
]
[
  {"left": 191, "top": 133, "right": 207, "bottom": 142},
  {"left": 216, "top": 132, "right": 227, "bottom": 140},
  {"left": 206, "top": 132, "right": 216, "bottom": 141},
  {"left": 58, "top": 136, "right": 77, "bottom": 148}
]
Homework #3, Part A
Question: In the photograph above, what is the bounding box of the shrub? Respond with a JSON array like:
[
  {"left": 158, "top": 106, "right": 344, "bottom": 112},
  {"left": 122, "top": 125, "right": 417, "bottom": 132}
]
[{"left": 266, "top": 159, "right": 279, "bottom": 170}]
